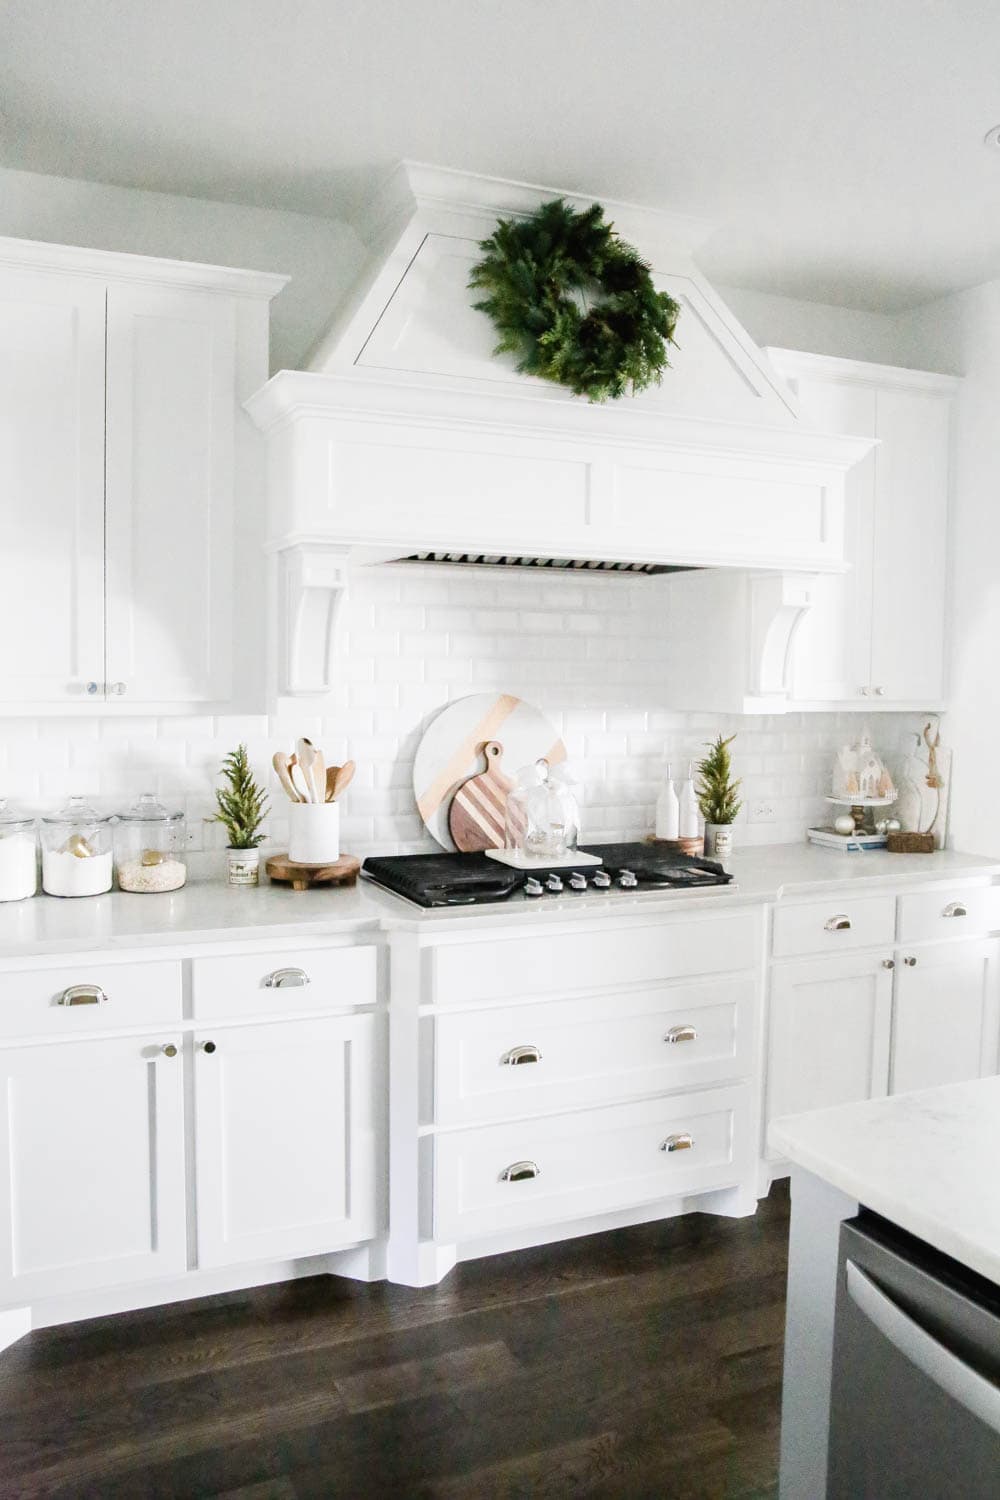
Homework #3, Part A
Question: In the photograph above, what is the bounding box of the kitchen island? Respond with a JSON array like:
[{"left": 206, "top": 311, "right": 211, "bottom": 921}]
[{"left": 770, "top": 1077, "right": 1000, "bottom": 1498}]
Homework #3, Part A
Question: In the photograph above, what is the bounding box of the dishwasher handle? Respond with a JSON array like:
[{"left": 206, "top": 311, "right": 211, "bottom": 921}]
[{"left": 846, "top": 1259, "right": 1000, "bottom": 1436}]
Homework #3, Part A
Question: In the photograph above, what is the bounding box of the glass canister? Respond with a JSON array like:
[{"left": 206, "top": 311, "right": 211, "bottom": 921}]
[
  {"left": 505, "top": 759, "right": 580, "bottom": 859},
  {"left": 115, "top": 793, "right": 187, "bottom": 893},
  {"left": 0, "top": 799, "right": 37, "bottom": 902},
  {"left": 40, "top": 796, "right": 114, "bottom": 898}
]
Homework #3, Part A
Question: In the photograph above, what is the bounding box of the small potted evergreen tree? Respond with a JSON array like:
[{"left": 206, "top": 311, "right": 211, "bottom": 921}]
[
  {"left": 696, "top": 733, "right": 742, "bottom": 861},
  {"left": 213, "top": 744, "right": 269, "bottom": 886}
]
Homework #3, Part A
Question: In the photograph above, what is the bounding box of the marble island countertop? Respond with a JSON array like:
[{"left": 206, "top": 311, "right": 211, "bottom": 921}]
[
  {"left": 770, "top": 1075, "right": 1000, "bottom": 1285},
  {"left": 0, "top": 842, "right": 997, "bottom": 959}
]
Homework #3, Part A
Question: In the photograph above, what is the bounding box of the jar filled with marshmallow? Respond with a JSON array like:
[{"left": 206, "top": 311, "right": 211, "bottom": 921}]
[
  {"left": 40, "top": 796, "right": 114, "bottom": 898},
  {"left": 0, "top": 800, "right": 37, "bottom": 902}
]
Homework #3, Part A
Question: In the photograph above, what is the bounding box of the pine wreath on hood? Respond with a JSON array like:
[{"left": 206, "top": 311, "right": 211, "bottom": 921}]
[{"left": 468, "top": 198, "right": 680, "bottom": 403}]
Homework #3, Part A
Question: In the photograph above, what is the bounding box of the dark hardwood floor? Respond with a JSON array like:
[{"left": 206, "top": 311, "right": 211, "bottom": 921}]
[{"left": 0, "top": 1184, "right": 790, "bottom": 1499}]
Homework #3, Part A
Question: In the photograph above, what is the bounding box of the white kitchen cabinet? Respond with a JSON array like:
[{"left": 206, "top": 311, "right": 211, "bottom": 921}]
[
  {"left": 193, "top": 1014, "right": 379, "bottom": 1269},
  {"left": 0, "top": 267, "right": 107, "bottom": 705},
  {"left": 769, "top": 349, "right": 956, "bottom": 709},
  {"left": 0, "top": 237, "right": 286, "bottom": 713},
  {"left": 104, "top": 284, "right": 236, "bottom": 704},
  {"left": 890, "top": 940, "right": 1000, "bottom": 1095},
  {"left": 0, "top": 1033, "right": 186, "bottom": 1302},
  {"left": 765, "top": 951, "right": 893, "bottom": 1155}
]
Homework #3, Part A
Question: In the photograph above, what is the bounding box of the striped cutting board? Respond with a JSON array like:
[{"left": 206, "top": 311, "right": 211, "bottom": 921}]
[{"left": 448, "top": 741, "right": 514, "bottom": 852}]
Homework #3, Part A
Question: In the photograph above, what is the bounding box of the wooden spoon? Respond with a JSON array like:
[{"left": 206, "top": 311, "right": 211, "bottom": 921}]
[
  {"left": 332, "top": 760, "right": 356, "bottom": 801},
  {"left": 325, "top": 765, "right": 341, "bottom": 803},
  {"left": 311, "top": 749, "right": 326, "bottom": 807},
  {"left": 272, "top": 750, "right": 301, "bottom": 803},
  {"left": 295, "top": 738, "right": 317, "bottom": 802},
  {"left": 289, "top": 758, "right": 311, "bottom": 803}
]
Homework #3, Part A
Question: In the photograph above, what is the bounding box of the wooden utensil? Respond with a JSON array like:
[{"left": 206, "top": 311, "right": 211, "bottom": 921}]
[
  {"left": 296, "top": 739, "right": 318, "bottom": 802},
  {"left": 311, "top": 749, "right": 326, "bottom": 806},
  {"left": 448, "top": 740, "right": 513, "bottom": 852},
  {"left": 332, "top": 760, "right": 355, "bottom": 801},
  {"left": 289, "top": 759, "right": 311, "bottom": 803},
  {"left": 272, "top": 750, "right": 301, "bottom": 803},
  {"left": 325, "top": 765, "right": 340, "bottom": 803}
]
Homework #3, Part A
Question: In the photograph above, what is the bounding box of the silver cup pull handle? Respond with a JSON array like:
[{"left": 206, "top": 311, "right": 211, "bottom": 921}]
[
  {"left": 263, "top": 967, "right": 311, "bottom": 989},
  {"left": 500, "top": 1160, "right": 541, "bottom": 1182},
  {"left": 57, "top": 984, "right": 107, "bottom": 1007},
  {"left": 501, "top": 1045, "right": 542, "bottom": 1066},
  {"left": 664, "top": 1025, "right": 698, "bottom": 1045},
  {"left": 943, "top": 902, "right": 968, "bottom": 919},
  {"left": 825, "top": 914, "right": 852, "bottom": 932},
  {"left": 661, "top": 1133, "right": 695, "bottom": 1153}
]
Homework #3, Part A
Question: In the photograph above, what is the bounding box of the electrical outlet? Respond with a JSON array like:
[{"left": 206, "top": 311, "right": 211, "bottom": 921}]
[{"left": 750, "top": 800, "right": 776, "bottom": 823}]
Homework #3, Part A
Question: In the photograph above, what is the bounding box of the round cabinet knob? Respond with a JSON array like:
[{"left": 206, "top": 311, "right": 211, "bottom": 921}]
[
  {"left": 110, "top": 682, "right": 127, "bottom": 696},
  {"left": 160, "top": 1043, "right": 178, "bottom": 1058},
  {"left": 873, "top": 686, "right": 886, "bottom": 696},
  {"left": 859, "top": 686, "right": 871, "bottom": 697},
  {"left": 882, "top": 959, "right": 895, "bottom": 970},
  {"left": 905, "top": 956, "right": 918, "bottom": 967},
  {"left": 200, "top": 1040, "right": 217, "bottom": 1054},
  {"left": 85, "top": 681, "right": 101, "bottom": 696}
]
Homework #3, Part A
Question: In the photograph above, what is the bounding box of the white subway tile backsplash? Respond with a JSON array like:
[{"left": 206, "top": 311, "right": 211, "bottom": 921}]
[{"left": 0, "top": 565, "right": 920, "bottom": 855}]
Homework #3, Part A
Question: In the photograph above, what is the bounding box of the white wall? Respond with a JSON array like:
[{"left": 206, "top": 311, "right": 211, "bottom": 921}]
[
  {"left": 893, "top": 281, "right": 1000, "bottom": 854},
  {"left": 0, "top": 164, "right": 364, "bottom": 371},
  {"left": 0, "top": 563, "right": 920, "bottom": 860},
  {"left": 717, "top": 283, "right": 909, "bottom": 366}
]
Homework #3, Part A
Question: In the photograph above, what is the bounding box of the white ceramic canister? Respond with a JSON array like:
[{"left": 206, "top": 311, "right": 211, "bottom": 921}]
[
  {"left": 288, "top": 802, "right": 340, "bottom": 864},
  {"left": 0, "top": 799, "right": 37, "bottom": 901}
]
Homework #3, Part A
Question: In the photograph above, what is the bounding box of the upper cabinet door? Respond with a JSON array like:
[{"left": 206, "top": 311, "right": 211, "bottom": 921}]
[
  {"left": 104, "top": 284, "right": 236, "bottom": 705},
  {"left": 869, "top": 388, "right": 951, "bottom": 702},
  {"left": 0, "top": 270, "right": 106, "bottom": 705}
]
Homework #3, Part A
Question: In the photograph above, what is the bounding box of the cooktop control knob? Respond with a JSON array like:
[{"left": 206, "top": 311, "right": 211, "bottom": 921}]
[
  {"left": 545, "top": 873, "right": 564, "bottom": 892},
  {"left": 569, "top": 872, "right": 588, "bottom": 891},
  {"left": 619, "top": 869, "right": 638, "bottom": 889},
  {"left": 592, "top": 870, "right": 612, "bottom": 889},
  {"left": 524, "top": 877, "right": 544, "bottom": 897}
]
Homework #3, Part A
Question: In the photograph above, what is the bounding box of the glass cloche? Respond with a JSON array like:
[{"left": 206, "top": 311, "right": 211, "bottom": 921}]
[{"left": 115, "top": 793, "right": 187, "bottom": 893}]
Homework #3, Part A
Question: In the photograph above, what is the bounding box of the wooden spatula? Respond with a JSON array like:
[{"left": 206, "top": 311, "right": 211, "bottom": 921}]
[
  {"left": 332, "top": 760, "right": 356, "bottom": 801},
  {"left": 272, "top": 751, "right": 301, "bottom": 803}
]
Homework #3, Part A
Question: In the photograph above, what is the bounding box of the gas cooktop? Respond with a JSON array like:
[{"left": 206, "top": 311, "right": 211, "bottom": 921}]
[{"left": 361, "top": 842, "right": 734, "bottom": 909}]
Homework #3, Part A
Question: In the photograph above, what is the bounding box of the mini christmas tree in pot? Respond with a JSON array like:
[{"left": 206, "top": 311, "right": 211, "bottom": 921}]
[
  {"left": 213, "top": 744, "right": 269, "bottom": 886},
  {"left": 696, "top": 733, "right": 742, "bottom": 861}
]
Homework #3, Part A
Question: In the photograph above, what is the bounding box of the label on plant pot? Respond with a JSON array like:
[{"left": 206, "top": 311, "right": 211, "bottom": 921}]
[{"left": 227, "top": 850, "right": 260, "bottom": 886}]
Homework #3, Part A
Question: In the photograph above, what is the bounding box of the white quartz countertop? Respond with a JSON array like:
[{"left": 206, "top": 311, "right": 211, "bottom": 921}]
[
  {"left": 770, "top": 1076, "right": 1000, "bottom": 1286},
  {"left": 0, "top": 843, "right": 997, "bottom": 958}
]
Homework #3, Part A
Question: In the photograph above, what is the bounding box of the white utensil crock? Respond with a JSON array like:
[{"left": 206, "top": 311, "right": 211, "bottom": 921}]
[{"left": 288, "top": 802, "right": 340, "bottom": 864}]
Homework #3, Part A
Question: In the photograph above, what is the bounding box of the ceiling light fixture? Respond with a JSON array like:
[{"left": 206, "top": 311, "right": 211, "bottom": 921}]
[{"left": 984, "top": 125, "right": 1000, "bottom": 150}]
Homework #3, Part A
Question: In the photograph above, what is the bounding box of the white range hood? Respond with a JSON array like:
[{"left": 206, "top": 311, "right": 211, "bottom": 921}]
[{"left": 246, "top": 163, "right": 873, "bottom": 697}]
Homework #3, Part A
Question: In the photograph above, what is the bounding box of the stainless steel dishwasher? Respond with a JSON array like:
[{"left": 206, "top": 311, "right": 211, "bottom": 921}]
[{"left": 828, "top": 1212, "right": 1000, "bottom": 1498}]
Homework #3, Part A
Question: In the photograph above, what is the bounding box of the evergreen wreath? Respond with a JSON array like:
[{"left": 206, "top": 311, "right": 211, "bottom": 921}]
[{"left": 469, "top": 198, "right": 680, "bottom": 403}]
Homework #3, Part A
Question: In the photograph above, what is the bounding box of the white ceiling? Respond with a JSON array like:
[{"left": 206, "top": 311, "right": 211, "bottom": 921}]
[{"left": 4, "top": 0, "right": 1000, "bottom": 311}]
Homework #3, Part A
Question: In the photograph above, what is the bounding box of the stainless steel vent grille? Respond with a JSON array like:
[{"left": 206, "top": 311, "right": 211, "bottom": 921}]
[{"left": 399, "top": 552, "right": 690, "bottom": 575}]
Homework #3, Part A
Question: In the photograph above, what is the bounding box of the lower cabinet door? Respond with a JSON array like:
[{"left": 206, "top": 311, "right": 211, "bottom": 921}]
[
  {"left": 0, "top": 1034, "right": 186, "bottom": 1302},
  {"left": 890, "top": 940, "right": 1000, "bottom": 1094},
  {"left": 766, "top": 952, "right": 893, "bottom": 1157},
  {"left": 194, "top": 1015, "right": 378, "bottom": 1268}
]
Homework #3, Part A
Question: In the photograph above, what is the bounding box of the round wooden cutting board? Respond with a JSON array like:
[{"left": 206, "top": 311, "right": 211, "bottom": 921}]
[{"left": 413, "top": 693, "right": 566, "bottom": 851}]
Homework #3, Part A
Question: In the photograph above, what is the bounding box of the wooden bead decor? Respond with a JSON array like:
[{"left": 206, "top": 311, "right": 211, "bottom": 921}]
[{"left": 885, "top": 831, "right": 936, "bottom": 854}]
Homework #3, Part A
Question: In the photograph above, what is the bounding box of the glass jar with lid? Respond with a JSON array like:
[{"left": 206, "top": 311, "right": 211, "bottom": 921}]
[
  {"left": 40, "top": 796, "right": 113, "bottom": 898},
  {"left": 505, "top": 759, "right": 580, "bottom": 860},
  {"left": 115, "top": 793, "right": 187, "bottom": 894},
  {"left": 0, "top": 799, "right": 37, "bottom": 902}
]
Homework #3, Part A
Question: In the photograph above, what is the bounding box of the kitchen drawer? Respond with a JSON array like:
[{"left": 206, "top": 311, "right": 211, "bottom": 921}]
[
  {"left": 0, "top": 961, "right": 182, "bottom": 1041},
  {"left": 191, "top": 945, "right": 377, "bottom": 1020},
  {"left": 897, "top": 885, "right": 1000, "bottom": 945},
  {"left": 772, "top": 895, "right": 895, "bottom": 959},
  {"left": 429, "top": 909, "right": 760, "bottom": 1006},
  {"left": 432, "top": 976, "right": 756, "bottom": 1125},
  {"left": 434, "top": 1084, "right": 750, "bottom": 1242}
]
